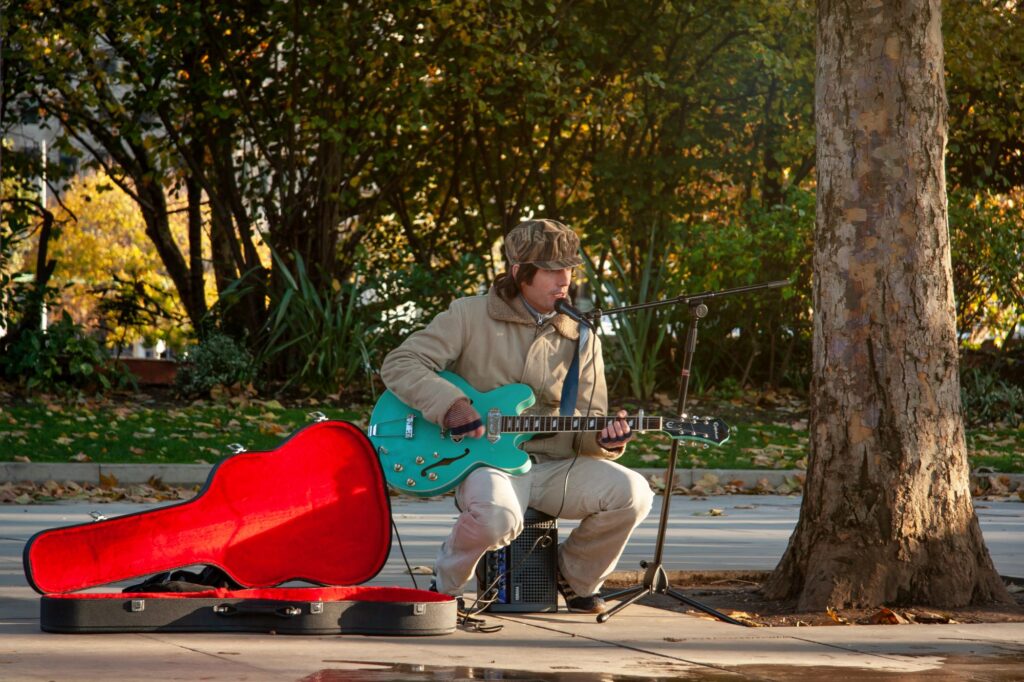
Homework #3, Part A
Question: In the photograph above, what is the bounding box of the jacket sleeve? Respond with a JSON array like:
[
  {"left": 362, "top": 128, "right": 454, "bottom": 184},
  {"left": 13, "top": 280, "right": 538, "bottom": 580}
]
[{"left": 379, "top": 300, "right": 469, "bottom": 427}]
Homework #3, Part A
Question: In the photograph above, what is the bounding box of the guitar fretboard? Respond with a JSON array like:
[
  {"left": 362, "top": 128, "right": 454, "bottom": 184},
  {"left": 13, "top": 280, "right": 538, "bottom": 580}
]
[{"left": 500, "top": 415, "right": 662, "bottom": 434}]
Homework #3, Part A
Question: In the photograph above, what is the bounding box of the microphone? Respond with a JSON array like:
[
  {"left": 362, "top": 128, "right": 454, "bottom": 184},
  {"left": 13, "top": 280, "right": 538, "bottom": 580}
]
[{"left": 555, "top": 298, "right": 594, "bottom": 330}]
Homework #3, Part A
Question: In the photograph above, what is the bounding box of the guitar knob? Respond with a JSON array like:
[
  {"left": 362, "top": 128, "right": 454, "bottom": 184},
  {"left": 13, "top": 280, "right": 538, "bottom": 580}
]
[
  {"left": 393, "top": 464, "right": 404, "bottom": 472},
  {"left": 415, "top": 456, "right": 425, "bottom": 464},
  {"left": 428, "top": 473, "right": 438, "bottom": 481},
  {"left": 433, "top": 452, "right": 440, "bottom": 458},
  {"left": 377, "top": 446, "right": 389, "bottom": 456},
  {"left": 406, "top": 478, "right": 416, "bottom": 487}
]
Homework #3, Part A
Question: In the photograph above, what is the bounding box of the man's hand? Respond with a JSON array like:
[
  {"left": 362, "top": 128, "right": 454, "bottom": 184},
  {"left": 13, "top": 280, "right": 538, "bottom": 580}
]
[
  {"left": 443, "top": 397, "right": 485, "bottom": 439},
  {"left": 598, "top": 409, "right": 635, "bottom": 449}
]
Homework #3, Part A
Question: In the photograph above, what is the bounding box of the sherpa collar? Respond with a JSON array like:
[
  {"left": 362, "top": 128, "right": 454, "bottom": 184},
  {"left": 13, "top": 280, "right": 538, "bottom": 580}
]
[{"left": 486, "top": 287, "right": 580, "bottom": 340}]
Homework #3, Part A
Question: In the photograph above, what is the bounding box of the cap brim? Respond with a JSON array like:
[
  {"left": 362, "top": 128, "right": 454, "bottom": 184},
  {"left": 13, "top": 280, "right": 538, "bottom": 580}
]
[{"left": 534, "top": 255, "right": 584, "bottom": 269}]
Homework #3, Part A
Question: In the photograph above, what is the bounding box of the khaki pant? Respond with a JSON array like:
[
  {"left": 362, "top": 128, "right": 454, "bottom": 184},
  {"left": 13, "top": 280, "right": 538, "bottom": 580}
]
[{"left": 433, "top": 457, "right": 654, "bottom": 597}]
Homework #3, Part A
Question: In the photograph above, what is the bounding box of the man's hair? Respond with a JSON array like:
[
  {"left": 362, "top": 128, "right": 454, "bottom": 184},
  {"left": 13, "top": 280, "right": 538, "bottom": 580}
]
[{"left": 494, "top": 264, "right": 539, "bottom": 300}]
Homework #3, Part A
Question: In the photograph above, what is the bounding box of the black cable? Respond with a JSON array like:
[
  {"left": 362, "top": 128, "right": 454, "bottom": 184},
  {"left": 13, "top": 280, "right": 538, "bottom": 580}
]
[
  {"left": 391, "top": 517, "right": 420, "bottom": 591},
  {"left": 459, "top": 529, "right": 554, "bottom": 622}
]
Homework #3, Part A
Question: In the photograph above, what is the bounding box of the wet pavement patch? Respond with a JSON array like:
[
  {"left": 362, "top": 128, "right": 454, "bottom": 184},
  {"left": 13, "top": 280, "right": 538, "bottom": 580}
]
[{"left": 303, "top": 661, "right": 743, "bottom": 681}]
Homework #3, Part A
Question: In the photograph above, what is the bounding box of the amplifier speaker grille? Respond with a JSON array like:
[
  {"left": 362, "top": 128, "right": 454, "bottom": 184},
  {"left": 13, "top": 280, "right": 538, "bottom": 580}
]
[{"left": 476, "top": 507, "right": 558, "bottom": 613}]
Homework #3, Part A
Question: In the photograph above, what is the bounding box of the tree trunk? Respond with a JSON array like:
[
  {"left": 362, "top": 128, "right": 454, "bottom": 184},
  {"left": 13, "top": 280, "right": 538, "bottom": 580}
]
[{"left": 763, "top": 0, "right": 1009, "bottom": 609}]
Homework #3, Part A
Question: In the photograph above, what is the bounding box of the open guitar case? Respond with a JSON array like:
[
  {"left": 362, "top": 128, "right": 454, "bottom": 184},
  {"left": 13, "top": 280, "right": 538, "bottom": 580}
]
[{"left": 22, "top": 419, "right": 456, "bottom": 635}]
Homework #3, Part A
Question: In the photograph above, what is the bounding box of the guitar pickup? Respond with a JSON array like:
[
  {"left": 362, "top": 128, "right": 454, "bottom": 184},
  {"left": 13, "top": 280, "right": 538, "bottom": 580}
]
[{"left": 487, "top": 408, "right": 501, "bottom": 443}]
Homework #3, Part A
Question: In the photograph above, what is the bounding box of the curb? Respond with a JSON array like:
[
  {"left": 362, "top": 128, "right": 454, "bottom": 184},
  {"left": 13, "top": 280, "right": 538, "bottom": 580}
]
[
  {"left": 2, "top": 463, "right": 1022, "bottom": 491},
  {"left": 0, "top": 462, "right": 214, "bottom": 486}
]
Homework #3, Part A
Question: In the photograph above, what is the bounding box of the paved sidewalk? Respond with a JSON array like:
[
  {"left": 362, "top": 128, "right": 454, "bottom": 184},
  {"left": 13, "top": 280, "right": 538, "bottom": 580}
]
[{"left": 2, "top": 493, "right": 1023, "bottom": 679}]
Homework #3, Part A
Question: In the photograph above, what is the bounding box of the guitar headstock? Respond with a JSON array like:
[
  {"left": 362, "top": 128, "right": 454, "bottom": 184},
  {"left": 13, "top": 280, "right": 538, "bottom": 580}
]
[{"left": 661, "top": 416, "right": 730, "bottom": 445}]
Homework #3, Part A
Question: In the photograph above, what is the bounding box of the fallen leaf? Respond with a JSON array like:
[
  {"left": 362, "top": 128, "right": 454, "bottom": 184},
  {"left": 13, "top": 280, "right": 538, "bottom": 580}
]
[
  {"left": 907, "top": 611, "right": 954, "bottom": 624},
  {"left": 13, "top": 455, "right": 31, "bottom": 463},
  {"left": 409, "top": 565, "right": 433, "bottom": 575},
  {"left": 99, "top": 472, "right": 119, "bottom": 489},
  {"left": 866, "top": 607, "right": 909, "bottom": 625},
  {"left": 725, "top": 611, "right": 763, "bottom": 627},
  {"left": 69, "top": 452, "right": 92, "bottom": 462},
  {"left": 826, "top": 606, "right": 850, "bottom": 624}
]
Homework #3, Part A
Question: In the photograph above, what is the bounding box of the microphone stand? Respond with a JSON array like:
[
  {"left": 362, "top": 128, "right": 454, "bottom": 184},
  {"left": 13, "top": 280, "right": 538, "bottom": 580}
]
[{"left": 587, "top": 280, "right": 789, "bottom": 625}]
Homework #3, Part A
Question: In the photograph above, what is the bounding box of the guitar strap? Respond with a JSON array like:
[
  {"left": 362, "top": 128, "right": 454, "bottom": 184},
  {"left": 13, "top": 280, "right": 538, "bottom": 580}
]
[{"left": 559, "top": 325, "right": 589, "bottom": 416}]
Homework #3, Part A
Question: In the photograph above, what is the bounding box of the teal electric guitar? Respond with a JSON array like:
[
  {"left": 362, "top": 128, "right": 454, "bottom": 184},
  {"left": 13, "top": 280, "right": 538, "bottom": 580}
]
[{"left": 367, "top": 371, "right": 729, "bottom": 498}]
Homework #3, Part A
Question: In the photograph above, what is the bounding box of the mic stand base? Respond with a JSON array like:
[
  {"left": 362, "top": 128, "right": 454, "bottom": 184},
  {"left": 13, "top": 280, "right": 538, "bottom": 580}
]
[{"left": 598, "top": 562, "right": 745, "bottom": 625}]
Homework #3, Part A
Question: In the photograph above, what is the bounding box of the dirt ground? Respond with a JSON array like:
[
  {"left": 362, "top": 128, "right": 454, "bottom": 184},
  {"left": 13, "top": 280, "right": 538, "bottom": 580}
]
[{"left": 604, "top": 571, "right": 1024, "bottom": 627}]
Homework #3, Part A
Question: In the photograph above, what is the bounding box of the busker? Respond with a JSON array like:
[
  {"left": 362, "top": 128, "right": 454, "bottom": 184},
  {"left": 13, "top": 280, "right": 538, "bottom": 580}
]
[{"left": 380, "top": 219, "right": 653, "bottom": 614}]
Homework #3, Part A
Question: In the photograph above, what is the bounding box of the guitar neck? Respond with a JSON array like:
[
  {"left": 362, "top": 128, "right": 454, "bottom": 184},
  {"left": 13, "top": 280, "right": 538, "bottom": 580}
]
[{"left": 499, "top": 414, "right": 662, "bottom": 434}]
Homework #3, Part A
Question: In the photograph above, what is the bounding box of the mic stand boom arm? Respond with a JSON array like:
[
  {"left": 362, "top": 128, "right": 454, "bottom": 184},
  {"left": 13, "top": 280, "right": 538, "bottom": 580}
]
[{"left": 586, "top": 280, "right": 789, "bottom": 626}]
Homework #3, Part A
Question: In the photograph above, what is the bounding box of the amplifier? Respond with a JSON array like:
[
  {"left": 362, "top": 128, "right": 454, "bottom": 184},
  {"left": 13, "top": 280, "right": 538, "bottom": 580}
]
[{"left": 476, "top": 508, "right": 558, "bottom": 613}]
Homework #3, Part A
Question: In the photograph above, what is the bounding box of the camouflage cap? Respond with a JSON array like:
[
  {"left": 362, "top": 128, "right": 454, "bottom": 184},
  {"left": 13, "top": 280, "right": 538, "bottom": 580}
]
[{"left": 505, "top": 219, "right": 584, "bottom": 269}]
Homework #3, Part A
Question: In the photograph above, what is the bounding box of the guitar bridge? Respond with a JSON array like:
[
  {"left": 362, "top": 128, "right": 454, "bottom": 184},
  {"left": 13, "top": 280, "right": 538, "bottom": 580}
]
[{"left": 405, "top": 414, "right": 415, "bottom": 439}]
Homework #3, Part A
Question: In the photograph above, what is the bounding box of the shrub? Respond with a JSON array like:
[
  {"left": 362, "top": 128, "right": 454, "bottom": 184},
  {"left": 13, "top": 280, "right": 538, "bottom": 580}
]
[
  {"left": 960, "top": 366, "right": 1023, "bottom": 427},
  {"left": 174, "top": 332, "right": 255, "bottom": 398},
  {"left": 0, "top": 311, "right": 134, "bottom": 394}
]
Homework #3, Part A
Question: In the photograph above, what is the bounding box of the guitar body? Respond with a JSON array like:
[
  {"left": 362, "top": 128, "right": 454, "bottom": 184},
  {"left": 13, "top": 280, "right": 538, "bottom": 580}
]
[{"left": 369, "top": 371, "right": 537, "bottom": 498}]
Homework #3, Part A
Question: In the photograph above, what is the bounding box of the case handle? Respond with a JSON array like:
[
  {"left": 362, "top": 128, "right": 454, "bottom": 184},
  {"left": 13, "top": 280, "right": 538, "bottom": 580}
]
[{"left": 212, "top": 602, "right": 302, "bottom": 619}]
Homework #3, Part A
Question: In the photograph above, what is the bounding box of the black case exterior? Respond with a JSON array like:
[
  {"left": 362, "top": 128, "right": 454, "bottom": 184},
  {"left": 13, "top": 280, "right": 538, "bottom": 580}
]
[{"left": 41, "top": 593, "right": 455, "bottom": 636}]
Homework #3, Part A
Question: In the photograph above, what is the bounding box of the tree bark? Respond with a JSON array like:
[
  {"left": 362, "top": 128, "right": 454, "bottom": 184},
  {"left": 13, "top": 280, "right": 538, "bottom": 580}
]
[{"left": 763, "top": 0, "right": 1010, "bottom": 609}]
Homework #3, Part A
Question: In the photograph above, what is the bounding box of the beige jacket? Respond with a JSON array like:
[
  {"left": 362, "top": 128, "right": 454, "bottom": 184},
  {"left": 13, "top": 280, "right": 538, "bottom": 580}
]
[{"left": 379, "top": 287, "right": 624, "bottom": 460}]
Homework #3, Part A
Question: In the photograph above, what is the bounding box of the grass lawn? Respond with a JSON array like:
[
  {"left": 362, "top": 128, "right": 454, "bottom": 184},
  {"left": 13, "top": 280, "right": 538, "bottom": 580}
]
[
  {"left": 0, "top": 397, "right": 364, "bottom": 465},
  {"left": 2, "top": 391, "right": 1022, "bottom": 474}
]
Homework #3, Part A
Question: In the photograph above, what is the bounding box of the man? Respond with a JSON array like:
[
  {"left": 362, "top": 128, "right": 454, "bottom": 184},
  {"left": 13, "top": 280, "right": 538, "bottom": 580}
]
[{"left": 380, "top": 219, "right": 653, "bottom": 614}]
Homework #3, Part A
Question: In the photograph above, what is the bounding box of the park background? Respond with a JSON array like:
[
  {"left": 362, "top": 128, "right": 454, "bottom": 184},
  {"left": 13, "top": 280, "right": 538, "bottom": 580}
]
[{"left": 1, "top": 1, "right": 1022, "bottom": 480}]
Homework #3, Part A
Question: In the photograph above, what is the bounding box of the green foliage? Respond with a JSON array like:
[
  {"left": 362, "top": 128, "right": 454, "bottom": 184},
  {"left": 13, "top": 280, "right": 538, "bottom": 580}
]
[
  {"left": 0, "top": 311, "right": 134, "bottom": 394},
  {"left": 12, "top": 0, "right": 1022, "bottom": 399},
  {"left": 960, "top": 367, "right": 1023, "bottom": 427},
  {"left": 584, "top": 225, "right": 670, "bottom": 401},
  {"left": 949, "top": 189, "right": 1024, "bottom": 344},
  {"left": 255, "top": 250, "right": 377, "bottom": 397},
  {"left": 945, "top": 0, "right": 1024, "bottom": 191},
  {"left": 174, "top": 332, "right": 255, "bottom": 398},
  {"left": 364, "top": 250, "right": 489, "bottom": 363}
]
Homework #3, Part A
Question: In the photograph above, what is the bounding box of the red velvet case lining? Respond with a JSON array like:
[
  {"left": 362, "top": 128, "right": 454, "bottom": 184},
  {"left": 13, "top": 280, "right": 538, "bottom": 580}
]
[
  {"left": 25, "top": 421, "right": 391, "bottom": 595},
  {"left": 45, "top": 586, "right": 451, "bottom": 602}
]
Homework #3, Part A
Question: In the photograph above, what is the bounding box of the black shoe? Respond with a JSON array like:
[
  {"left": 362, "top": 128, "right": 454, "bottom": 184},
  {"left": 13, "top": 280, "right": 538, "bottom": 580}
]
[{"left": 556, "top": 570, "right": 607, "bottom": 614}]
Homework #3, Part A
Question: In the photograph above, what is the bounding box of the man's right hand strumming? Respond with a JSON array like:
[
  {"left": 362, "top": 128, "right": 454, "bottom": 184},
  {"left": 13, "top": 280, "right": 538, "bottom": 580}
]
[{"left": 443, "top": 397, "right": 485, "bottom": 439}]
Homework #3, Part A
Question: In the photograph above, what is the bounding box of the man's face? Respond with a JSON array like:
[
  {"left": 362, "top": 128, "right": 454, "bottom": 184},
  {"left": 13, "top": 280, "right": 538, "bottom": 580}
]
[{"left": 515, "top": 265, "right": 573, "bottom": 314}]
